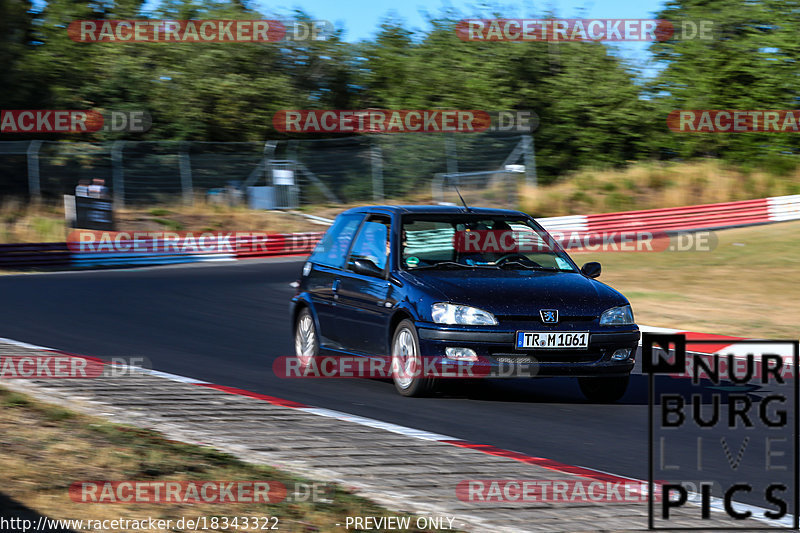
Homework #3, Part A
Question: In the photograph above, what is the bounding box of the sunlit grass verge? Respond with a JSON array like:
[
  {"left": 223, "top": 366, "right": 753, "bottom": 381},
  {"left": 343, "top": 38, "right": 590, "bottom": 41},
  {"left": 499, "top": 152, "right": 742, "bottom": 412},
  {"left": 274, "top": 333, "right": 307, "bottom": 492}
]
[{"left": 570, "top": 220, "right": 800, "bottom": 339}]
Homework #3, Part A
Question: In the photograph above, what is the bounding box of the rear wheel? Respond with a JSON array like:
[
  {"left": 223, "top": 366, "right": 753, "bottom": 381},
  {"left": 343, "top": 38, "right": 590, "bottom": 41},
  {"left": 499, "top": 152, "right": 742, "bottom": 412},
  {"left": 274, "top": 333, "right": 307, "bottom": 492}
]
[
  {"left": 578, "top": 375, "right": 630, "bottom": 403},
  {"left": 294, "top": 308, "right": 319, "bottom": 370},
  {"left": 391, "top": 319, "right": 436, "bottom": 397}
]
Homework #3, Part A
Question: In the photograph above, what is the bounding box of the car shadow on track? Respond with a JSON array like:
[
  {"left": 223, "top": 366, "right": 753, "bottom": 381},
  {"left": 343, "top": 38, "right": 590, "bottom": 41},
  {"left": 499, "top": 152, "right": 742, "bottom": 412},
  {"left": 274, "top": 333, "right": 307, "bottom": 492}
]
[{"left": 424, "top": 374, "right": 765, "bottom": 406}]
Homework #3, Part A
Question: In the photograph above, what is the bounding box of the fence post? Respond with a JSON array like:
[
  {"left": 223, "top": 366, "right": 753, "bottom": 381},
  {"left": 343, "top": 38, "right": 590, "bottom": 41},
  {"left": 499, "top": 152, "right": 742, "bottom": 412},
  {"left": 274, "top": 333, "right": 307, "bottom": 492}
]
[
  {"left": 523, "top": 135, "right": 537, "bottom": 187},
  {"left": 111, "top": 141, "right": 125, "bottom": 207},
  {"left": 371, "top": 138, "right": 384, "bottom": 201},
  {"left": 178, "top": 142, "right": 193, "bottom": 205},
  {"left": 26, "top": 140, "right": 43, "bottom": 200},
  {"left": 287, "top": 140, "right": 298, "bottom": 166},
  {"left": 445, "top": 133, "right": 458, "bottom": 177}
]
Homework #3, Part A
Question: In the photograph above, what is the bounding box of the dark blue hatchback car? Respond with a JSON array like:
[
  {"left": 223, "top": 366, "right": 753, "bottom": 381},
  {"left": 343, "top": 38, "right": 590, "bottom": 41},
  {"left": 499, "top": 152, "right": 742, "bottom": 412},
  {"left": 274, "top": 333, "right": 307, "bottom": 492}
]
[{"left": 290, "top": 205, "right": 639, "bottom": 400}]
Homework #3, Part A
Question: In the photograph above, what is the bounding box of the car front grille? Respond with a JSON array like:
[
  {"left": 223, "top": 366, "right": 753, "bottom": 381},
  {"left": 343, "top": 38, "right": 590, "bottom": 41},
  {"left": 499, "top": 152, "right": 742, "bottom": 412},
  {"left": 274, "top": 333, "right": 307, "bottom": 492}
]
[{"left": 491, "top": 351, "right": 602, "bottom": 364}]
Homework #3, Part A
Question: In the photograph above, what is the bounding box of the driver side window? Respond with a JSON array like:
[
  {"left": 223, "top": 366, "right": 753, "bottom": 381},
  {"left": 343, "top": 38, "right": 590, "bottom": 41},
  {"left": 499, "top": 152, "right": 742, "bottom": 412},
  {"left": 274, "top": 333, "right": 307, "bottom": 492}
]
[{"left": 348, "top": 219, "right": 389, "bottom": 272}]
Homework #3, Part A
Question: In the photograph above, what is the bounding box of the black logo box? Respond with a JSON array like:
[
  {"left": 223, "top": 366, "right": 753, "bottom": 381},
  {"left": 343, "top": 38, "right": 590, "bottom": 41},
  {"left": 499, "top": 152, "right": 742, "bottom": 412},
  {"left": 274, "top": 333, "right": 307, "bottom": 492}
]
[{"left": 643, "top": 333, "right": 800, "bottom": 530}]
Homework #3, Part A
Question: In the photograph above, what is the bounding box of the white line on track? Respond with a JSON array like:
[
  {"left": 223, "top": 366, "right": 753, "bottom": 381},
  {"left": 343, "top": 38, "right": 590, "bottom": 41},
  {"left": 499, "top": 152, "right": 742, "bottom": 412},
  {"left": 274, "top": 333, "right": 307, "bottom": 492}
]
[{"left": 0, "top": 332, "right": 794, "bottom": 527}]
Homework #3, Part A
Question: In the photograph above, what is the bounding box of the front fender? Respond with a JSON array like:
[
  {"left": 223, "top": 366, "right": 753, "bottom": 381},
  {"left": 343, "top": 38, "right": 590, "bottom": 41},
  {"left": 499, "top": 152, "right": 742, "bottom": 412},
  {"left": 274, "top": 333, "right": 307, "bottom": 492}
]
[{"left": 290, "top": 294, "right": 321, "bottom": 336}]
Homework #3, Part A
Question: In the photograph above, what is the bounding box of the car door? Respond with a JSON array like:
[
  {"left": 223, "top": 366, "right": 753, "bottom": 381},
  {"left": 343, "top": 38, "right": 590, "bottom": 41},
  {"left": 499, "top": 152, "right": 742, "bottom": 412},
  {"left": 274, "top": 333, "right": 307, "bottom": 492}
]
[
  {"left": 304, "top": 213, "right": 363, "bottom": 347},
  {"left": 335, "top": 216, "right": 394, "bottom": 355}
]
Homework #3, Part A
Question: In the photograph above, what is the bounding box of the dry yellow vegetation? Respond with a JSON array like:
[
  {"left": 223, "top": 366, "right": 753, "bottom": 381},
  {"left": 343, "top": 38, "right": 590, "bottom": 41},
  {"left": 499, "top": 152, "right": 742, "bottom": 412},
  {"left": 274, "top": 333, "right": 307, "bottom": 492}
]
[{"left": 520, "top": 160, "right": 800, "bottom": 217}]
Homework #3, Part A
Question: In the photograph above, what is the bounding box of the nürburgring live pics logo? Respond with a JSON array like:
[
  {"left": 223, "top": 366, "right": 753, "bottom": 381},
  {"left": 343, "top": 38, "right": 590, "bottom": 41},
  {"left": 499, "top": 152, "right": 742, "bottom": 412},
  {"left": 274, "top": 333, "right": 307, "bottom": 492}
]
[{"left": 644, "top": 333, "right": 799, "bottom": 529}]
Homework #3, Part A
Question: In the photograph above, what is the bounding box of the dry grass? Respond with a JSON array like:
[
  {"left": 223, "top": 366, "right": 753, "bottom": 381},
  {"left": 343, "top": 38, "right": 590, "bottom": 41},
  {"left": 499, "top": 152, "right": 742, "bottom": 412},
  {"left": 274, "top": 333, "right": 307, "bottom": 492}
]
[
  {"left": 520, "top": 160, "right": 800, "bottom": 217},
  {"left": 570, "top": 220, "right": 800, "bottom": 339},
  {"left": 0, "top": 197, "right": 331, "bottom": 244},
  {"left": 0, "top": 199, "right": 67, "bottom": 243},
  {"left": 0, "top": 387, "right": 445, "bottom": 533}
]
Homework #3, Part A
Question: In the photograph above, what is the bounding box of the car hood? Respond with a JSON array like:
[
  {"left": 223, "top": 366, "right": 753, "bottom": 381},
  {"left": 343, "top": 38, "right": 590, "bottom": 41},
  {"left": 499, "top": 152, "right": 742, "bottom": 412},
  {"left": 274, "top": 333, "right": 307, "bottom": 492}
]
[{"left": 404, "top": 269, "right": 628, "bottom": 318}]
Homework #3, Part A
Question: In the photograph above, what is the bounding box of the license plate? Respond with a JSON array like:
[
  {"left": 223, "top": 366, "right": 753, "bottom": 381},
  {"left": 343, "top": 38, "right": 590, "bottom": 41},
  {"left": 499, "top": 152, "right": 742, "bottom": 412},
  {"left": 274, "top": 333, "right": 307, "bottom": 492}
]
[
  {"left": 516, "top": 331, "right": 589, "bottom": 349},
  {"left": 496, "top": 356, "right": 535, "bottom": 364}
]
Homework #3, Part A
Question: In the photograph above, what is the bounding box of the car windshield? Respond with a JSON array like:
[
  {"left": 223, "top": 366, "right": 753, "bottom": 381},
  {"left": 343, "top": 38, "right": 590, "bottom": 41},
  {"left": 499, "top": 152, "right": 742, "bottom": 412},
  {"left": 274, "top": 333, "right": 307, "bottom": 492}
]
[{"left": 400, "top": 214, "right": 577, "bottom": 272}]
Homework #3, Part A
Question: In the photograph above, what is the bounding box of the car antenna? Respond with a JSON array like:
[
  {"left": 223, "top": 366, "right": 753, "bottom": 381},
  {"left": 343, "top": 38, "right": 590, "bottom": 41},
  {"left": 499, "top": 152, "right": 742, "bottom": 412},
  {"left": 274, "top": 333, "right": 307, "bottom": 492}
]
[{"left": 453, "top": 183, "right": 472, "bottom": 212}]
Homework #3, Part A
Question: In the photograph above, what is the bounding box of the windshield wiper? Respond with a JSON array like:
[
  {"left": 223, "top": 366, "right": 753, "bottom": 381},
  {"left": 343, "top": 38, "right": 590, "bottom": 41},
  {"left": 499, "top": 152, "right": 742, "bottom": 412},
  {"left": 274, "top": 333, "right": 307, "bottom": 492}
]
[
  {"left": 496, "top": 261, "right": 567, "bottom": 271},
  {"left": 412, "top": 261, "right": 485, "bottom": 270}
]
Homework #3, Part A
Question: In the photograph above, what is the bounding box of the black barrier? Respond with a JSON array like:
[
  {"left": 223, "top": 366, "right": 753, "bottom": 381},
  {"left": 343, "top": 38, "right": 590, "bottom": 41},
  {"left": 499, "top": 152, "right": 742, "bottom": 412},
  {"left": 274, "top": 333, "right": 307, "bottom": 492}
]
[{"left": 72, "top": 196, "right": 115, "bottom": 231}]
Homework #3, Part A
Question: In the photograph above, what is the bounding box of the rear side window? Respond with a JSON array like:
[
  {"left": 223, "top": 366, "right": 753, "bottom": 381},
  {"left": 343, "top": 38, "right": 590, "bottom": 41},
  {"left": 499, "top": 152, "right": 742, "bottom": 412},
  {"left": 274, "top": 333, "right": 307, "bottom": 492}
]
[{"left": 308, "top": 214, "right": 363, "bottom": 268}]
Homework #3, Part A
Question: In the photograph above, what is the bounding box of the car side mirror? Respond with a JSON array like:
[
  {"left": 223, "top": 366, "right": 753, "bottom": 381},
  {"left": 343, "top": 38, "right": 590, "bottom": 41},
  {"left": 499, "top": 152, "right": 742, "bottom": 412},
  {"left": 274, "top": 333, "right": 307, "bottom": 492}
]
[
  {"left": 351, "top": 258, "right": 384, "bottom": 277},
  {"left": 581, "top": 261, "right": 601, "bottom": 279}
]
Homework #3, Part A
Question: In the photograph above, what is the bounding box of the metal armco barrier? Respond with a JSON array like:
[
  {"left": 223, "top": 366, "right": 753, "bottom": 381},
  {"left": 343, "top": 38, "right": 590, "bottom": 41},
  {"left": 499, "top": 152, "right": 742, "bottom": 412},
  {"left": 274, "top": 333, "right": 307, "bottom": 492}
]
[
  {"left": 0, "top": 232, "right": 323, "bottom": 269},
  {"left": 537, "top": 195, "right": 800, "bottom": 234},
  {"left": 0, "top": 242, "right": 71, "bottom": 268},
  {"left": 2, "top": 195, "right": 799, "bottom": 269}
]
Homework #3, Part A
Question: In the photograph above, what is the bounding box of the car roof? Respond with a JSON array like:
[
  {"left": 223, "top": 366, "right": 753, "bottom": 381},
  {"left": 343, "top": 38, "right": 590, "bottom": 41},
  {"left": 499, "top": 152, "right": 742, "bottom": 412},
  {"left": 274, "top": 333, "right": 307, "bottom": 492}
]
[{"left": 339, "top": 205, "right": 528, "bottom": 217}]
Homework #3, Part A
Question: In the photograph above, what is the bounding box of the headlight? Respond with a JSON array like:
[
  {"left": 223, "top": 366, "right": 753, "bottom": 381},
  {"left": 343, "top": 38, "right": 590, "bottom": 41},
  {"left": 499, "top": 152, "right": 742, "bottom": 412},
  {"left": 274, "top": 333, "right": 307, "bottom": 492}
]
[
  {"left": 600, "top": 305, "right": 634, "bottom": 325},
  {"left": 431, "top": 303, "right": 498, "bottom": 325}
]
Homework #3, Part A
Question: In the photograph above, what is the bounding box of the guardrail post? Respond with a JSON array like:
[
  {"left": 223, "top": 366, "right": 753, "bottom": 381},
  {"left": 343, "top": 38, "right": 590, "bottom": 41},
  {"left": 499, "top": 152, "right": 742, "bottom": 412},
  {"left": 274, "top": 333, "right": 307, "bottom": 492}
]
[
  {"left": 111, "top": 141, "right": 125, "bottom": 208},
  {"left": 27, "top": 140, "right": 43, "bottom": 200},
  {"left": 178, "top": 142, "right": 193, "bottom": 205}
]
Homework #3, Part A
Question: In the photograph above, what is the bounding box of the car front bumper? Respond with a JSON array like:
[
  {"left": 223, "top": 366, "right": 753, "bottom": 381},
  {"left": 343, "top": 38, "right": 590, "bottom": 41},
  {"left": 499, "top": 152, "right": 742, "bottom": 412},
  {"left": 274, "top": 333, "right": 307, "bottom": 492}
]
[{"left": 415, "top": 324, "right": 639, "bottom": 378}]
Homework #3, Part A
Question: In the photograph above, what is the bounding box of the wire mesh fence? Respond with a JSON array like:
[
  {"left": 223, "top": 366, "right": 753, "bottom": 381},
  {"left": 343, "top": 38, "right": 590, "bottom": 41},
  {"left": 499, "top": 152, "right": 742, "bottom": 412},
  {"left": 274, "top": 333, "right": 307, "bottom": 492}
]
[{"left": 0, "top": 132, "right": 535, "bottom": 208}]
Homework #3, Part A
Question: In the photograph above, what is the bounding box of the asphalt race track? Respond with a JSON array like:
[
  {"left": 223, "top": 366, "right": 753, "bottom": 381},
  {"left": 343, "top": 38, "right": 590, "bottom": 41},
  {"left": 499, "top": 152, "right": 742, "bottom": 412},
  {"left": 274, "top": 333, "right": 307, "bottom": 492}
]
[{"left": 0, "top": 258, "right": 794, "bottom": 512}]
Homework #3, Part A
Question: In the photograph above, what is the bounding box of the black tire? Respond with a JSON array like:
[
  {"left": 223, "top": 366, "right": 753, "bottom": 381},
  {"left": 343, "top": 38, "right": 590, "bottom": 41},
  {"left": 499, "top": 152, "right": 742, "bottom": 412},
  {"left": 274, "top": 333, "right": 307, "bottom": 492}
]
[
  {"left": 391, "top": 319, "right": 436, "bottom": 397},
  {"left": 578, "top": 375, "right": 630, "bottom": 403},
  {"left": 294, "top": 308, "right": 319, "bottom": 371}
]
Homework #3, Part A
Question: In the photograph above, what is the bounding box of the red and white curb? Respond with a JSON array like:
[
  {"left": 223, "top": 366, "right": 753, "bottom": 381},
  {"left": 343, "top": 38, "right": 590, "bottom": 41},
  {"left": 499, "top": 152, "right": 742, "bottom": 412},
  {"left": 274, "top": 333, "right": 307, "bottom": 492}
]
[
  {"left": 0, "top": 332, "right": 794, "bottom": 527},
  {"left": 638, "top": 325, "right": 797, "bottom": 359}
]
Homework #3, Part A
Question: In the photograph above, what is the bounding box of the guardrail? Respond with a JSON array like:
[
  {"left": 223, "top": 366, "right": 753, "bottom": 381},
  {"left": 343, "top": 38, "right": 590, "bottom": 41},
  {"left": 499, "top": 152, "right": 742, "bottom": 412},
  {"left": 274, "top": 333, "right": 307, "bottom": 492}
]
[
  {"left": 2, "top": 195, "right": 799, "bottom": 269},
  {"left": 536, "top": 194, "right": 800, "bottom": 234},
  {"left": 0, "top": 242, "right": 71, "bottom": 268},
  {"left": 1, "top": 233, "right": 322, "bottom": 269}
]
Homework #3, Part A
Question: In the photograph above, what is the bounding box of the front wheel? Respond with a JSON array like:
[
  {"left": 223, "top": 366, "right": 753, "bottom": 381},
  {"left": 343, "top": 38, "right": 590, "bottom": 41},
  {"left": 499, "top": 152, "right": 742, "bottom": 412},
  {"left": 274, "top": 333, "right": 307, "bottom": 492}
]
[
  {"left": 294, "top": 308, "right": 319, "bottom": 370},
  {"left": 391, "top": 320, "right": 436, "bottom": 397},
  {"left": 578, "top": 375, "right": 630, "bottom": 403}
]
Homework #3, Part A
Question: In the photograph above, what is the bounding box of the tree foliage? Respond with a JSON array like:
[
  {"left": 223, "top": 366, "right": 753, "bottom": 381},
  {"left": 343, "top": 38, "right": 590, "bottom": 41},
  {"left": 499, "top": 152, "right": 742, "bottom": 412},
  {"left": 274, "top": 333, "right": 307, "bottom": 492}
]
[{"left": 1, "top": 0, "right": 799, "bottom": 182}]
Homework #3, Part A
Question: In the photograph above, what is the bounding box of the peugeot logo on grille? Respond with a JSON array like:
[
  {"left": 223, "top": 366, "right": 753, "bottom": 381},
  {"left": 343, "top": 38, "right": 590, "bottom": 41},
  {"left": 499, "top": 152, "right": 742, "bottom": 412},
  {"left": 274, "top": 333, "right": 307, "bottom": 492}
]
[{"left": 540, "top": 309, "right": 559, "bottom": 324}]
